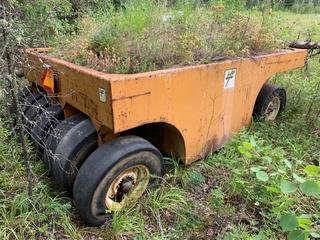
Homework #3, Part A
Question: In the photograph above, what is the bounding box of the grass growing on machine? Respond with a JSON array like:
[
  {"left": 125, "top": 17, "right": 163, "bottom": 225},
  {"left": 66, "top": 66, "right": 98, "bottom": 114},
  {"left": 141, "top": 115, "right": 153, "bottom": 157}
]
[{"left": 52, "top": 0, "right": 279, "bottom": 73}]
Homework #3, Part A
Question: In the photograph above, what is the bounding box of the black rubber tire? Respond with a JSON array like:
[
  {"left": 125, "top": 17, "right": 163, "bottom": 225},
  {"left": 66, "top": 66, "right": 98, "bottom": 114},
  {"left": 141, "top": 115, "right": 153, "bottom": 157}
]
[
  {"left": 52, "top": 118, "right": 97, "bottom": 192},
  {"left": 7, "top": 86, "right": 32, "bottom": 114},
  {"left": 17, "top": 86, "right": 33, "bottom": 101},
  {"left": 253, "top": 83, "right": 286, "bottom": 119},
  {"left": 31, "top": 105, "right": 64, "bottom": 154},
  {"left": 23, "top": 97, "right": 50, "bottom": 131},
  {"left": 22, "top": 92, "right": 45, "bottom": 113},
  {"left": 73, "top": 136, "right": 164, "bottom": 226},
  {"left": 43, "top": 114, "right": 86, "bottom": 176}
]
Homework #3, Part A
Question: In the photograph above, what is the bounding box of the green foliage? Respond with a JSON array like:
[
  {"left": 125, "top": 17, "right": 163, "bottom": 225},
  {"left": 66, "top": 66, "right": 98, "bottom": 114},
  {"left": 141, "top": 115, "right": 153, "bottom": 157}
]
[
  {"left": 187, "top": 171, "right": 205, "bottom": 186},
  {"left": 210, "top": 0, "right": 246, "bottom": 11},
  {"left": 280, "top": 214, "right": 299, "bottom": 231},
  {"left": 220, "top": 225, "right": 278, "bottom": 240},
  {"left": 233, "top": 132, "right": 320, "bottom": 239},
  {"left": 256, "top": 170, "right": 269, "bottom": 182},
  {"left": 288, "top": 230, "right": 305, "bottom": 240},
  {"left": 300, "top": 180, "right": 320, "bottom": 196},
  {"left": 284, "top": 0, "right": 295, "bottom": 8},
  {"left": 8, "top": 0, "right": 75, "bottom": 47},
  {"left": 146, "top": 187, "right": 188, "bottom": 214},
  {"left": 209, "top": 188, "right": 225, "bottom": 209},
  {"left": 280, "top": 180, "right": 297, "bottom": 194},
  {"left": 110, "top": 207, "right": 146, "bottom": 238},
  {"left": 52, "top": 0, "right": 278, "bottom": 73},
  {"left": 0, "top": 120, "right": 83, "bottom": 239}
]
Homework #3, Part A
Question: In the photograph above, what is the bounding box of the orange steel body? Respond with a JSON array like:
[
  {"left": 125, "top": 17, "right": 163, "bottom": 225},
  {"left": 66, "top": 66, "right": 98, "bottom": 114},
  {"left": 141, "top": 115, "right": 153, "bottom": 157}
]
[{"left": 24, "top": 48, "right": 307, "bottom": 164}]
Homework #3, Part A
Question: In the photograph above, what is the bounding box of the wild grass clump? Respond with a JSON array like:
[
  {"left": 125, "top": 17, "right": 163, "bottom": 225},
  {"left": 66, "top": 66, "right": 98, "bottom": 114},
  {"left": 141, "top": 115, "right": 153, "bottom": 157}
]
[
  {"left": 0, "top": 118, "right": 83, "bottom": 239},
  {"left": 53, "top": 0, "right": 278, "bottom": 73}
]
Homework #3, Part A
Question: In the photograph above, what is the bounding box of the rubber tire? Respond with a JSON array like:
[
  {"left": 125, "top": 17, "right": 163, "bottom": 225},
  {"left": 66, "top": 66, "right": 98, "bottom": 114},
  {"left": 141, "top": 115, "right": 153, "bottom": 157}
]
[
  {"left": 44, "top": 114, "right": 86, "bottom": 176},
  {"left": 31, "top": 105, "right": 64, "bottom": 154},
  {"left": 253, "top": 83, "right": 286, "bottom": 119},
  {"left": 52, "top": 118, "right": 97, "bottom": 192},
  {"left": 73, "top": 136, "right": 164, "bottom": 226},
  {"left": 17, "top": 86, "right": 33, "bottom": 101},
  {"left": 7, "top": 86, "right": 32, "bottom": 115},
  {"left": 24, "top": 97, "right": 50, "bottom": 131},
  {"left": 22, "top": 92, "right": 45, "bottom": 113}
]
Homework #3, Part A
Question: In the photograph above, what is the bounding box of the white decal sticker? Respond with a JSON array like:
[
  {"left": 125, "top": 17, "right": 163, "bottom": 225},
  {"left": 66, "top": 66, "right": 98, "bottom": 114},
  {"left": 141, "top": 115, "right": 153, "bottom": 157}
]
[
  {"left": 224, "top": 69, "right": 236, "bottom": 89},
  {"left": 99, "top": 88, "right": 106, "bottom": 102}
]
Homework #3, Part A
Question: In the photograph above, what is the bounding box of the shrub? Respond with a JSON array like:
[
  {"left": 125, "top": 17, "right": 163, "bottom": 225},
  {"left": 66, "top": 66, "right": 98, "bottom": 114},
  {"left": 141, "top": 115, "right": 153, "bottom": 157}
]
[
  {"left": 9, "top": 0, "right": 75, "bottom": 47},
  {"left": 52, "top": 0, "right": 279, "bottom": 73}
]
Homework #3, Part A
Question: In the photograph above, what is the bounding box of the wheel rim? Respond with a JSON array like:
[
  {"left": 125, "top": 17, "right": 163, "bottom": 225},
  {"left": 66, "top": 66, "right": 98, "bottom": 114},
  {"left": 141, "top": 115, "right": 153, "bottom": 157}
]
[
  {"left": 264, "top": 96, "right": 281, "bottom": 121},
  {"left": 105, "top": 165, "right": 150, "bottom": 211}
]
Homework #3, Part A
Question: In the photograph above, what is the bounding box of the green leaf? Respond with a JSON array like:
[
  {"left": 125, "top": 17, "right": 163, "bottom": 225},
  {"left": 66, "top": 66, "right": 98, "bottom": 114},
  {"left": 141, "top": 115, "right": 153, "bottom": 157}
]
[
  {"left": 280, "top": 180, "right": 297, "bottom": 195},
  {"left": 280, "top": 213, "right": 298, "bottom": 232},
  {"left": 310, "top": 232, "right": 320, "bottom": 238},
  {"left": 263, "top": 156, "right": 273, "bottom": 164},
  {"left": 238, "top": 145, "right": 246, "bottom": 154},
  {"left": 284, "top": 159, "right": 292, "bottom": 169},
  {"left": 250, "top": 166, "right": 262, "bottom": 173},
  {"left": 243, "top": 141, "right": 253, "bottom": 150},
  {"left": 297, "top": 216, "right": 312, "bottom": 230},
  {"left": 188, "top": 171, "right": 205, "bottom": 185},
  {"left": 250, "top": 136, "right": 257, "bottom": 147},
  {"left": 256, "top": 171, "right": 269, "bottom": 182},
  {"left": 266, "top": 186, "right": 280, "bottom": 193},
  {"left": 304, "top": 165, "right": 320, "bottom": 176},
  {"left": 299, "top": 214, "right": 312, "bottom": 218},
  {"left": 293, "top": 174, "right": 305, "bottom": 184},
  {"left": 238, "top": 146, "right": 252, "bottom": 158},
  {"left": 288, "top": 229, "right": 305, "bottom": 240},
  {"left": 300, "top": 180, "right": 320, "bottom": 196},
  {"left": 271, "top": 198, "right": 295, "bottom": 214}
]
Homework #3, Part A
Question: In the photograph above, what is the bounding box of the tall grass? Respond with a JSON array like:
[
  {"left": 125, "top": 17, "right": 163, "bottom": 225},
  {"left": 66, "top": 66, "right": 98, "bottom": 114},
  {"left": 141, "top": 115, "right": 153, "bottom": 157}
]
[
  {"left": 0, "top": 118, "right": 83, "bottom": 239},
  {"left": 53, "top": 0, "right": 278, "bottom": 73}
]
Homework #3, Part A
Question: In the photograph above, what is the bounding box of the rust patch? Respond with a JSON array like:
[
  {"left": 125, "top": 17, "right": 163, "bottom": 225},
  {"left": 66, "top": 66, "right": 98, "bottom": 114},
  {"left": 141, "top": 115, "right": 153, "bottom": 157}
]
[{"left": 197, "top": 134, "right": 229, "bottom": 160}]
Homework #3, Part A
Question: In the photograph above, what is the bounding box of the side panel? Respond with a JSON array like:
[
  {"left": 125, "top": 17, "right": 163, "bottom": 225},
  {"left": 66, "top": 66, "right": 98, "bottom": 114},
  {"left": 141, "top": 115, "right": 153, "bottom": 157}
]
[
  {"left": 110, "top": 49, "right": 307, "bottom": 164},
  {"left": 24, "top": 51, "right": 114, "bottom": 130}
]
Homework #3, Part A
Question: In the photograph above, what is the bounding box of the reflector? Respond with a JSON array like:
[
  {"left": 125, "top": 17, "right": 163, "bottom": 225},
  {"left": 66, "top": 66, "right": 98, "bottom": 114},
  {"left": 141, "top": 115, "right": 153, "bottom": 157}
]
[{"left": 40, "top": 66, "right": 54, "bottom": 93}]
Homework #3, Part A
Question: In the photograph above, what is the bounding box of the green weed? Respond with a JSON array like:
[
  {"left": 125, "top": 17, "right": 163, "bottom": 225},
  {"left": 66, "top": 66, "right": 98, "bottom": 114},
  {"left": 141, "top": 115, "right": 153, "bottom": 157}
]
[
  {"left": 110, "top": 206, "right": 146, "bottom": 238},
  {"left": 52, "top": 0, "right": 278, "bottom": 73},
  {"left": 209, "top": 188, "right": 225, "bottom": 210}
]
